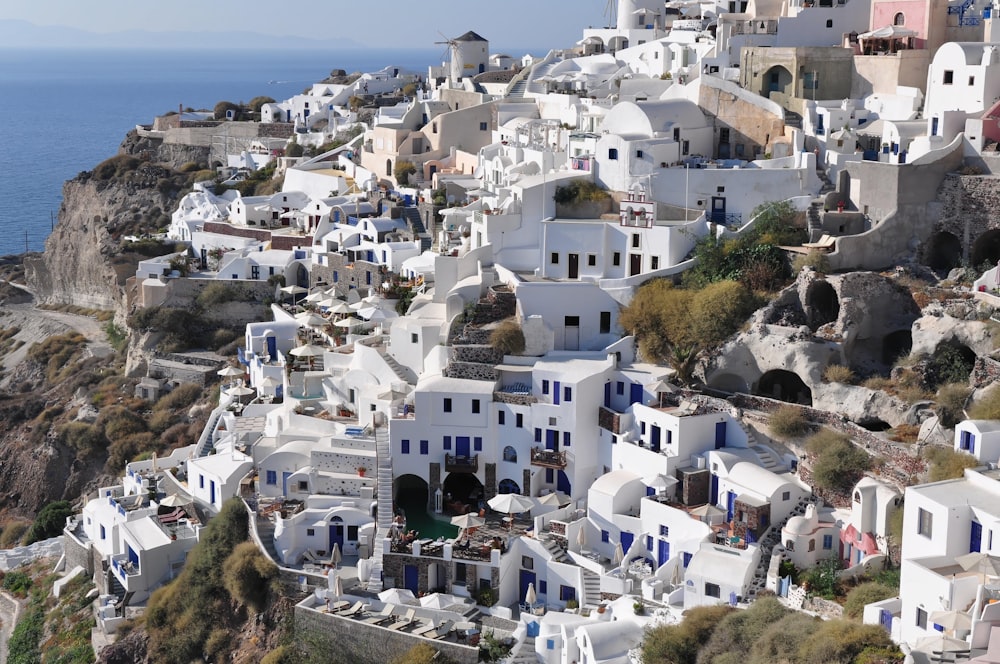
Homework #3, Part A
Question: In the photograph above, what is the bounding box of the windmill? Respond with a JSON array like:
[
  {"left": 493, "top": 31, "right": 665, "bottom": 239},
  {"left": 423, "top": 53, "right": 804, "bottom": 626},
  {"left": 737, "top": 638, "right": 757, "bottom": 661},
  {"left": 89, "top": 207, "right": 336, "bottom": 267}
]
[
  {"left": 434, "top": 32, "right": 461, "bottom": 82},
  {"left": 605, "top": 0, "right": 617, "bottom": 28}
]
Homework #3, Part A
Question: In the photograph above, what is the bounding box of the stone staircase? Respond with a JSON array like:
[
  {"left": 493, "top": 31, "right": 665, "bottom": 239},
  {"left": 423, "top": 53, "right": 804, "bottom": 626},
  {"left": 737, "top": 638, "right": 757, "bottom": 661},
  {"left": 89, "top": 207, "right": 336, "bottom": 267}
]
[
  {"left": 581, "top": 569, "right": 602, "bottom": 610},
  {"left": 739, "top": 421, "right": 783, "bottom": 472},
  {"left": 399, "top": 206, "right": 432, "bottom": 252},
  {"left": 807, "top": 167, "right": 837, "bottom": 241},
  {"left": 538, "top": 533, "right": 570, "bottom": 563},
  {"left": 508, "top": 78, "right": 528, "bottom": 97},
  {"left": 378, "top": 345, "right": 417, "bottom": 384},
  {"left": 747, "top": 494, "right": 820, "bottom": 599},
  {"left": 509, "top": 635, "right": 538, "bottom": 664},
  {"left": 255, "top": 514, "right": 282, "bottom": 563},
  {"left": 366, "top": 420, "right": 394, "bottom": 592}
]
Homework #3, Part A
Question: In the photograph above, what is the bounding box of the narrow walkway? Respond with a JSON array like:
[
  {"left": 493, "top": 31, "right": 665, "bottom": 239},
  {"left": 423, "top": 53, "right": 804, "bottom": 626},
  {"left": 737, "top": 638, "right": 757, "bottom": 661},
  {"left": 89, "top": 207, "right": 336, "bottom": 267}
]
[{"left": 0, "top": 589, "right": 23, "bottom": 663}]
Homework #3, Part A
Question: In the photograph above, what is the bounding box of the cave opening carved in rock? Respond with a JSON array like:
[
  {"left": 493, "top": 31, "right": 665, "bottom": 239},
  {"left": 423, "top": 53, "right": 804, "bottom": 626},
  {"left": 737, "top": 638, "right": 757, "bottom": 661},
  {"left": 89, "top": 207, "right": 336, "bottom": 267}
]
[{"left": 755, "top": 370, "right": 813, "bottom": 406}]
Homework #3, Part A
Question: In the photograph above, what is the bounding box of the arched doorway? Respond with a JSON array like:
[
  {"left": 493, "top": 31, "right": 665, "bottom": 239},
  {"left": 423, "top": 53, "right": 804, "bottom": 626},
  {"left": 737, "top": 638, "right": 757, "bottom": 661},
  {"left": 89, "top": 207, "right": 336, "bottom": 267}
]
[
  {"left": 926, "top": 340, "right": 976, "bottom": 388},
  {"left": 442, "top": 473, "right": 486, "bottom": 515},
  {"left": 498, "top": 478, "right": 521, "bottom": 494},
  {"left": 972, "top": 230, "right": 1000, "bottom": 268},
  {"left": 761, "top": 65, "right": 793, "bottom": 99},
  {"left": 881, "top": 330, "right": 912, "bottom": 365},
  {"left": 922, "top": 231, "right": 962, "bottom": 271},
  {"left": 394, "top": 474, "right": 429, "bottom": 520},
  {"left": 755, "top": 370, "right": 813, "bottom": 405},
  {"left": 806, "top": 281, "right": 839, "bottom": 330}
]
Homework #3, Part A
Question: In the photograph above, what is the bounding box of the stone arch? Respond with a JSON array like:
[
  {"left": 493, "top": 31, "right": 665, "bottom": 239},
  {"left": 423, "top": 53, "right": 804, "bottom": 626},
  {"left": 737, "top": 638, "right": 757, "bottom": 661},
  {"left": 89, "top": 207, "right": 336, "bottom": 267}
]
[
  {"left": 498, "top": 478, "right": 521, "bottom": 494},
  {"left": 443, "top": 472, "right": 485, "bottom": 514},
  {"left": 394, "top": 473, "right": 429, "bottom": 518},
  {"left": 921, "top": 231, "right": 962, "bottom": 271},
  {"left": 755, "top": 369, "right": 812, "bottom": 405},
  {"left": 761, "top": 65, "right": 794, "bottom": 99},
  {"left": 972, "top": 229, "right": 1000, "bottom": 268},
  {"left": 805, "top": 280, "right": 840, "bottom": 331},
  {"left": 881, "top": 329, "right": 912, "bottom": 365},
  {"left": 707, "top": 372, "right": 750, "bottom": 394},
  {"left": 502, "top": 446, "right": 518, "bottom": 462}
]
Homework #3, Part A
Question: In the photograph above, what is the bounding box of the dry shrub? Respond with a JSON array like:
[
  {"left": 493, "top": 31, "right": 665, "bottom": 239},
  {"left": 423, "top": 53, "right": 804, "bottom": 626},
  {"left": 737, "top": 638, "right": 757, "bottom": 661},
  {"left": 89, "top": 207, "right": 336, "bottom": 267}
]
[
  {"left": 769, "top": 405, "right": 810, "bottom": 438},
  {"left": 862, "top": 376, "right": 893, "bottom": 392},
  {"left": 823, "top": 364, "right": 855, "bottom": 384},
  {"left": 888, "top": 424, "right": 920, "bottom": 444}
]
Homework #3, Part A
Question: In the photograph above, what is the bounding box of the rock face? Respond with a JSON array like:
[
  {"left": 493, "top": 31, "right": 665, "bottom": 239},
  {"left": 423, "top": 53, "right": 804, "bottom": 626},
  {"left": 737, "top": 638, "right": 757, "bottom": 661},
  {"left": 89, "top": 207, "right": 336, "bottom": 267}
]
[
  {"left": 24, "top": 131, "right": 207, "bottom": 311},
  {"left": 701, "top": 268, "right": 921, "bottom": 426}
]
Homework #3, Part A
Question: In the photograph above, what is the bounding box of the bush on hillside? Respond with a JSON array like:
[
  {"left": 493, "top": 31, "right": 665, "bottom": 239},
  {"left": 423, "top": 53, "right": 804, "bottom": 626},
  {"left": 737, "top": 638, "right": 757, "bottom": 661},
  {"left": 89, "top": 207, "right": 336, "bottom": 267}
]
[
  {"left": 697, "top": 598, "right": 789, "bottom": 662},
  {"left": 935, "top": 382, "right": 971, "bottom": 429},
  {"left": 26, "top": 501, "right": 74, "bottom": 545},
  {"left": 823, "top": 364, "right": 855, "bottom": 384},
  {"left": 792, "top": 250, "right": 831, "bottom": 274},
  {"left": 769, "top": 405, "right": 810, "bottom": 438},
  {"left": 923, "top": 446, "right": 978, "bottom": 482},
  {"left": 490, "top": 318, "right": 525, "bottom": 356},
  {"left": 641, "top": 604, "right": 733, "bottom": 664},
  {"left": 222, "top": 541, "right": 279, "bottom": 613},
  {"left": 806, "top": 428, "right": 871, "bottom": 492},
  {"left": 844, "top": 582, "right": 897, "bottom": 619},
  {"left": 969, "top": 385, "right": 1000, "bottom": 420},
  {"left": 0, "top": 522, "right": 29, "bottom": 549},
  {"left": 394, "top": 159, "right": 417, "bottom": 185},
  {"left": 153, "top": 383, "right": 203, "bottom": 413}
]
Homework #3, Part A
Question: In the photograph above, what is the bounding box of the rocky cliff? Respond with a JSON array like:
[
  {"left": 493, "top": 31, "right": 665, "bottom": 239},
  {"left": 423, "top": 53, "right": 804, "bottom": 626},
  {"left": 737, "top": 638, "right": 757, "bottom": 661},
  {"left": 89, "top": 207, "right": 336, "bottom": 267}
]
[{"left": 24, "top": 131, "right": 208, "bottom": 312}]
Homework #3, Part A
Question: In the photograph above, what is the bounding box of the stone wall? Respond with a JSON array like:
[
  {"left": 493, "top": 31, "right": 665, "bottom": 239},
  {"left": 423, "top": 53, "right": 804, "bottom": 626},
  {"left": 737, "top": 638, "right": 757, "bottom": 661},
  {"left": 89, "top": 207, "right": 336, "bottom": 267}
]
[
  {"left": 935, "top": 173, "right": 1000, "bottom": 262},
  {"left": 443, "top": 361, "right": 498, "bottom": 381},
  {"left": 62, "top": 532, "right": 92, "bottom": 576},
  {"left": 294, "top": 605, "right": 480, "bottom": 664},
  {"left": 382, "top": 553, "right": 451, "bottom": 595},
  {"left": 453, "top": 345, "right": 503, "bottom": 364},
  {"left": 699, "top": 76, "right": 785, "bottom": 160},
  {"left": 972, "top": 356, "right": 1000, "bottom": 388},
  {"left": 311, "top": 256, "right": 387, "bottom": 298}
]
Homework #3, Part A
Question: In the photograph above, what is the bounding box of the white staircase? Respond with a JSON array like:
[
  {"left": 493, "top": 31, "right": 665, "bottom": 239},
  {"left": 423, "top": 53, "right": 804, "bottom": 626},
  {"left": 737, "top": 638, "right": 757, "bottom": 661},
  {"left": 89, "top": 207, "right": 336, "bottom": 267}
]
[
  {"left": 538, "top": 533, "right": 570, "bottom": 563},
  {"left": 509, "top": 635, "right": 539, "bottom": 664},
  {"left": 366, "top": 420, "right": 394, "bottom": 592},
  {"left": 581, "top": 570, "right": 602, "bottom": 610}
]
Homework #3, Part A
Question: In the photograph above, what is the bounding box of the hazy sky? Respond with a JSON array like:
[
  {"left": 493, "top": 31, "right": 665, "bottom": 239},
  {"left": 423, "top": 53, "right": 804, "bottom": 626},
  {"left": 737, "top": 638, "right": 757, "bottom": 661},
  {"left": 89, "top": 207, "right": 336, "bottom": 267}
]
[{"left": 1, "top": 0, "right": 613, "bottom": 51}]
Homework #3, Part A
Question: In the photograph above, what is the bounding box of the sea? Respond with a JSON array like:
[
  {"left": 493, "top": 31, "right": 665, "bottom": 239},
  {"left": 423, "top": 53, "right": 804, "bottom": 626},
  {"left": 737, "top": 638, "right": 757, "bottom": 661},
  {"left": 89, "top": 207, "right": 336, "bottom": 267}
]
[{"left": 0, "top": 47, "right": 441, "bottom": 257}]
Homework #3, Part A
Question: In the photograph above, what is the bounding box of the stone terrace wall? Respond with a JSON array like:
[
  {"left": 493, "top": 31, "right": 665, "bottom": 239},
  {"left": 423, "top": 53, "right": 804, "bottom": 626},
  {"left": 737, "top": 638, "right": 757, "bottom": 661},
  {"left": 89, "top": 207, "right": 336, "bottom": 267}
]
[
  {"left": 294, "top": 605, "right": 480, "bottom": 664},
  {"left": 936, "top": 174, "right": 1000, "bottom": 253}
]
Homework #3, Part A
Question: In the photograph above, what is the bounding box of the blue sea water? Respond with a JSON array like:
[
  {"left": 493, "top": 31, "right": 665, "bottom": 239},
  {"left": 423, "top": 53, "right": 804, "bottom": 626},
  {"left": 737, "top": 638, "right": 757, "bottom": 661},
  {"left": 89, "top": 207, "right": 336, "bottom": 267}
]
[{"left": 0, "top": 47, "right": 439, "bottom": 257}]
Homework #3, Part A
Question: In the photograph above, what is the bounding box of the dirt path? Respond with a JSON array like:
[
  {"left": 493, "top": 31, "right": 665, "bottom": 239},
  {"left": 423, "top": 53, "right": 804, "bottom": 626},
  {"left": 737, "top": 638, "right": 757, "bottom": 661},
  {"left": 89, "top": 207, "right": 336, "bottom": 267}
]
[
  {"left": 0, "top": 301, "right": 113, "bottom": 386},
  {"left": 0, "top": 589, "right": 22, "bottom": 663}
]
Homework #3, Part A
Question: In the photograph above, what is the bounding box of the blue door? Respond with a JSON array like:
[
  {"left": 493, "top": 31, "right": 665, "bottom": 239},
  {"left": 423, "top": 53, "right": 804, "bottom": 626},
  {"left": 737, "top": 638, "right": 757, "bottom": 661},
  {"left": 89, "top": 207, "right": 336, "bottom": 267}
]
[
  {"left": 546, "top": 430, "right": 558, "bottom": 450},
  {"left": 971, "top": 521, "right": 983, "bottom": 553},
  {"left": 127, "top": 544, "right": 139, "bottom": 567},
  {"left": 650, "top": 425, "right": 661, "bottom": 452},
  {"left": 404, "top": 565, "right": 419, "bottom": 594},
  {"left": 282, "top": 472, "right": 292, "bottom": 497},
  {"left": 726, "top": 491, "right": 736, "bottom": 522},
  {"left": 630, "top": 383, "right": 644, "bottom": 405},
  {"left": 620, "top": 531, "right": 634, "bottom": 556},
  {"left": 456, "top": 436, "right": 471, "bottom": 457},
  {"left": 266, "top": 336, "right": 277, "bottom": 359},
  {"left": 658, "top": 539, "right": 670, "bottom": 566},
  {"left": 715, "top": 422, "right": 727, "bottom": 449},
  {"left": 604, "top": 382, "right": 611, "bottom": 408},
  {"left": 519, "top": 569, "right": 536, "bottom": 604},
  {"left": 553, "top": 381, "right": 561, "bottom": 405},
  {"left": 710, "top": 475, "right": 719, "bottom": 505},
  {"left": 329, "top": 523, "right": 344, "bottom": 550},
  {"left": 557, "top": 470, "right": 571, "bottom": 495},
  {"left": 210, "top": 480, "right": 216, "bottom": 505}
]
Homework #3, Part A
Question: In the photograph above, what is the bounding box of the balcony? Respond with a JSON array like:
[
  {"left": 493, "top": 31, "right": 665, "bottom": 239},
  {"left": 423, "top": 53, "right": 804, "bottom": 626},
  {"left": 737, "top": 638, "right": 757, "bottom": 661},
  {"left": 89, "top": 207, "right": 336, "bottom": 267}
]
[
  {"left": 530, "top": 447, "right": 567, "bottom": 469},
  {"left": 445, "top": 454, "right": 479, "bottom": 474},
  {"left": 598, "top": 407, "right": 623, "bottom": 434}
]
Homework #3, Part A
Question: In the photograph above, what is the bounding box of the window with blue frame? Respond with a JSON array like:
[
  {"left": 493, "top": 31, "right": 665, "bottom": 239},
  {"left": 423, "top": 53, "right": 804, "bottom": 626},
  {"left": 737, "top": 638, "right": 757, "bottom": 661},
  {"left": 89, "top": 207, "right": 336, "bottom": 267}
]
[
  {"left": 401, "top": 439, "right": 410, "bottom": 454},
  {"left": 823, "top": 534, "right": 833, "bottom": 550},
  {"left": 683, "top": 552, "right": 692, "bottom": 567},
  {"left": 616, "top": 381, "right": 624, "bottom": 395},
  {"left": 547, "top": 639, "right": 555, "bottom": 650},
  {"left": 474, "top": 437, "right": 482, "bottom": 451},
  {"left": 539, "top": 580, "right": 547, "bottom": 594},
  {"left": 601, "top": 530, "right": 610, "bottom": 543},
  {"left": 266, "top": 470, "right": 277, "bottom": 485},
  {"left": 542, "top": 380, "right": 550, "bottom": 394},
  {"left": 443, "top": 436, "right": 452, "bottom": 450},
  {"left": 420, "top": 440, "right": 429, "bottom": 455},
  {"left": 498, "top": 410, "right": 505, "bottom": 425},
  {"left": 563, "top": 431, "right": 571, "bottom": 447},
  {"left": 564, "top": 386, "right": 572, "bottom": 402},
  {"left": 646, "top": 535, "right": 653, "bottom": 550},
  {"left": 560, "top": 585, "right": 576, "bottom": 601},
  {"left": 443, "top": 398, "right": 452, "bottom": 412},
  {"left": 199, "top": 475, "right": 204, "bottom": 489},
  {"left": 100, "top": 525, "right": 106, "bottom": 539},
  {"left": 660, "top": 525, "right": 669, "bottom": 537},
  {"left": 535, "top": 428, "right": 542, "bottom": 442}
]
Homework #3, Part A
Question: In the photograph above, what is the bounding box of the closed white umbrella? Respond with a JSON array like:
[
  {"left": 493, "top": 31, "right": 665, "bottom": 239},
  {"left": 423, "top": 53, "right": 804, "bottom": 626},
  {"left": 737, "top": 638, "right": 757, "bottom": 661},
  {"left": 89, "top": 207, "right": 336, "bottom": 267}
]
[
  {"left": 577, "top": 526, "right": 587, "bottom": 550},
  {"left": 329, "top": 542, "right": 342, "bottom": 568},
  {"left": 331, "top": 573, "right": 344, "bottom": 598},
  {"left": 525, "top": 582, "right": 537, "bottom": 606},
  {"left": 613, "top": 541, "right": 625, "bottom": 566}
]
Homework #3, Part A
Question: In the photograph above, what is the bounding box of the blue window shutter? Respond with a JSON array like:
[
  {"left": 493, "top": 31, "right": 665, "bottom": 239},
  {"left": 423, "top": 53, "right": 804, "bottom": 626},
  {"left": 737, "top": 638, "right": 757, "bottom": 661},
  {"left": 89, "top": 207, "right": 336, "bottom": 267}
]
[
  {"left": 443, "top": 436, "right": 451, "bottom": 450},
  {"left": 535, "top": 428, "right": 542, "bottom": 442},
  {"left": 420, "top": 440, "right": 429, "bottom": 455},
  {"left": 474, "top": 437, "right": 482, "bottom": 451},
  {"left": 563, "top": 431, "right": 571, "bottom": 447},
  {"left": 401, "top": 439, "right": 410, "bottom": 454}
]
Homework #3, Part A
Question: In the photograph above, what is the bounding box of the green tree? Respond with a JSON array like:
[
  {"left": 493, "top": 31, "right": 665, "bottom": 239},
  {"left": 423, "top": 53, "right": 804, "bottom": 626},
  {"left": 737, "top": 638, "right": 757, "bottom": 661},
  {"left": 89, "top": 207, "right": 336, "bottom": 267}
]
[
  {"left": 26, "top": 501, "right": 74, "bottom": 544},
  {"left": 213, "top": 100, "right": 242, "bottom": 120},
  {"left": 248, "top": 95, "right": 276, "bottom": 113},
  {"left": 806, "top": 429, "right": 871, "bottom": 492},
  {"left": 844, "top": 582, "right": 897, "bottom": 619},
  {"left": 394, "top": 159, "right": 417, "bottom": 185}
]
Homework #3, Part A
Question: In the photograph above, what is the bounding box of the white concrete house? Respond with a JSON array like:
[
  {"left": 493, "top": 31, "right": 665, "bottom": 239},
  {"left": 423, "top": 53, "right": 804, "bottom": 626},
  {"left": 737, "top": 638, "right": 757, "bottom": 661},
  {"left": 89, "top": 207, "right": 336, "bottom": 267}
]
[
  {"left": 781, "top": 503, "right": 840, "bottom": 569},
  {"left": 921, "top": 42, "right": 1000, "bottom": 153},
  {"left": 955, "top": 420, "right": 1000, "bottom": 465},
  {"left": 684, "top": 540, "right": 761, "bottom": 608}
]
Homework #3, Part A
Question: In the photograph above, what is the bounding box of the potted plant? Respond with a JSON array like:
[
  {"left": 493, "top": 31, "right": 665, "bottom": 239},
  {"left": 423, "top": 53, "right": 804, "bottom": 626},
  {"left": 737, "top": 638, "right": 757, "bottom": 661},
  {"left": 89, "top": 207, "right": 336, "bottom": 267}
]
[
  {"left": 633, "top": 599, "right": 645, "bottom": 615},
  {"left": 357, "top": 466, "right": 367, "bottom": 477},
  {"left": 565, "top": 598, "right": 579, "bottom": 611}
]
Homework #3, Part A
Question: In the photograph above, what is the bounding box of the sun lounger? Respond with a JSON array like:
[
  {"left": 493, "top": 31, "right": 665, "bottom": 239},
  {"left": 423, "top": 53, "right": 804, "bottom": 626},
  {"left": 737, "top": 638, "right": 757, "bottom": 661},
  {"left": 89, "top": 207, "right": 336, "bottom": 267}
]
[
  {"left": 410, "top": 620, "right": 437, "bottom": 636},
  {"left": 802, "top": 234, "right": 838, "bottom": 251},
  {"left": 361, "top": 605, "right": 396, "bottom": 625},
  {"left": 326, "top": 600, "right": 350, "bottom": 613},
  {"left": 335, "top": 601, "right": 365, "bottom": 617},
  {"left": 426, "top": 620, "right": 455, "bottom": 640},
  {"left": 386, "top": 608, "right": 416, "bottom": 630}
]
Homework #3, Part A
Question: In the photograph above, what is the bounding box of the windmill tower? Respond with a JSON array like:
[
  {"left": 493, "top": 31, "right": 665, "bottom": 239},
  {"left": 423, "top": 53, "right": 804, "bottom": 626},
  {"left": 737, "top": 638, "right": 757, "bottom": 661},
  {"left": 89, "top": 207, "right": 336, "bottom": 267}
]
[
  {"left": 617, "top": 0, "right": 663, "bottom": 30},
  {"left": 435, "top": 31, "right": 489, "bottom": 84}
]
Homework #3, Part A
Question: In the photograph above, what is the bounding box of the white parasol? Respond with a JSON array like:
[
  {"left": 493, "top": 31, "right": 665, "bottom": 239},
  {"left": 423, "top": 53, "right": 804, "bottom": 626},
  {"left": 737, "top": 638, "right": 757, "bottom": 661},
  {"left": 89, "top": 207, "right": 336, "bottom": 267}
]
[
  {"left": 929, "top": 609, "right": 972, "bottom": 633},
  {"left": 159, "top": 494, "right": 188, "bottom": 507},
  {"left": 378, "top": 588, "right": 419, "bottom": 605},
  {"left": 451, "top": 514, "right": 485, "bottom": 530},
  {"left": 487, "top": 493, "right": 534, "bottom": 514},
  {"left": 289, "top": 344, "right": 326, "bottom": 357},
  {"left": 226, "top": 385, "right": 255, "bottom": 397},
  {"left": 217, "top": 366, "right": 244, "bottom": 378}
]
